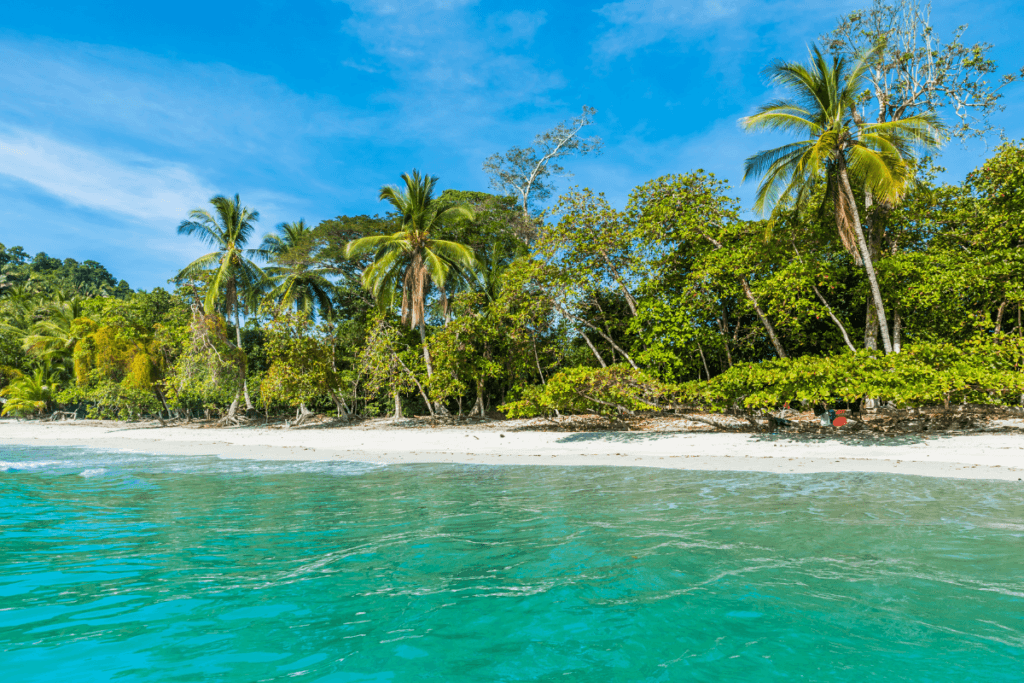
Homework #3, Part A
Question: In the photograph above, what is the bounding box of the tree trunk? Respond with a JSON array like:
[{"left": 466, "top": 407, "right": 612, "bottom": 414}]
[
  {"left": 692, "top": 223, "right": 787, "bottom": 359},
  {"left": 417, "top": 319, "right": 448, "bottom": 415},
  {"left": 328, "top": 390, "right": 349, "bottom": 421},
  {"left": 995, "top": 300, "right": 1007, "bottom": 333},
  {"left": 716, "top": 315, "right": 733, "bottom": 368},
  {"left": 892, "top": 307, "right": 902, "bottom": 353},
  {"left": 393, "top": 350, "right": 434, "bottom": 417},
  {"left": 811, "top": 284, "right": 857, "bottom": 353},
  {"left": 226, "top": 391, "right": 240, "bottom": 418},
  {"left": 580, "top": 330, "right": 606, "bottom": 367},
  {"left": 837, "top": 162, "right": 893, "bottom": 354},
  {"left": 471, "top": 376, "right": 486, "bottom": 417},
  {"left": 696, "top": 340, "right": 711, "bottom": 380},
  {"left": 294, "top": 402, "right": 313, "bottom": 426},
  {"left": 154, "top": 387, "right": 172, "bottom": 420},
  {"left": 531, "top": 333, "right": 546, "bottom": 384},
  {"left": 739, "top": 277, "right": 788, "bottom": 359},
  {"left": 393, "top": 391, "right": 402, "bottom": 419},
  {"left": 418, "top": 320, "right": 434, "bottom": 378},
  {"left": 864, "top": 300, "right": 879, "bottom": 350},
  {"left": 234, "top": 308, "right": 254, "bottom": 410}
]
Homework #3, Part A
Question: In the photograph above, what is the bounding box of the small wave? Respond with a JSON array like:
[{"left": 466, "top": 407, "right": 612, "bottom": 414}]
[
  {"left": 79, "top": 469, "right": 107, "bottom": 478},
  {"left": 0, "top": 460, "right": 64, "bottom": 472}
]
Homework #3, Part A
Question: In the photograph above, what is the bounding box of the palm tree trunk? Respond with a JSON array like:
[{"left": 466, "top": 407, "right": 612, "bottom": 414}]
[
  {"left": 418, "top": 320, "right": 434, "bottom": 377},
  {"left": 837, "top": 163, "right": 893, "bottom": 354},
  {"left": 417, "top": 320, "right": 448, "bottom": 415},
  {"left": 234, "top": 308, "right": 254, "bottom": 410}
]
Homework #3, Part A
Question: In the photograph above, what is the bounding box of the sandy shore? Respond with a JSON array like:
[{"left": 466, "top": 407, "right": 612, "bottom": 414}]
[{"left": 2, "top": 418, "right": 1023, "bottom": 481}]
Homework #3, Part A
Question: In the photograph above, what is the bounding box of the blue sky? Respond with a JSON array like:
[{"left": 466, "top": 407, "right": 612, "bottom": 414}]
[{"left": 1, "top": 0, "right": 1022, "bottom": 290}]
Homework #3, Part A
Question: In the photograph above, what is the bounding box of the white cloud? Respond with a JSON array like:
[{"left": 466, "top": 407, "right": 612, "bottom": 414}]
[
  {"left": 0, "top": 127, "right": 214, "bottom": 223},
  {"left": 0, "top": 38, "right": 377, "bottom": 168}
]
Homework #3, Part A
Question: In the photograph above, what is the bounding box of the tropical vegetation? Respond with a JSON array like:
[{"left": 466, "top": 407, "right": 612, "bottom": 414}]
[{"left": 2, "top": 1, "right": 1021, "bottom": 427}]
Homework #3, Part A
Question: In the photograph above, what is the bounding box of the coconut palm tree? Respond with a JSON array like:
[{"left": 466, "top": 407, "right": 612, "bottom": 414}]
[
  {"left": 0, "top": 363, "right": 61, "bottom": 417},
  {"left": 260, "top": 220, "right": 335, "bottom": 318},
  {"left": 741, "top": 44, "right": 943, "bottom": 354},
  {"left": 175, "top": 194, "right": 266, "bottom": 414},
  {"left": 22, "top": 294, "right": 93, "bottom": 363},
  {"left": 345, "top": 171, "right": 475, "bottom": 378}
]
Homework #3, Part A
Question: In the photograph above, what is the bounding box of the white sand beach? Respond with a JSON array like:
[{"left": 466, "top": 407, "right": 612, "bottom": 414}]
[{"left": 2, "top": 418, "right": 1023, "bottom": 481}]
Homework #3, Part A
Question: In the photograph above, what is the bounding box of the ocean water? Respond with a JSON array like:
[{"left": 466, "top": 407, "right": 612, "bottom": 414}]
[{"left": 1, "top": 446, "right": 1023, "bottom": 682}]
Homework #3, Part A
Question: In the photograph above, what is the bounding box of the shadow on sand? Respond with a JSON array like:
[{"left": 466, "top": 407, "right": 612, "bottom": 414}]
[{"left": 552, "top": 429, "right": 982, "bottom": 448}]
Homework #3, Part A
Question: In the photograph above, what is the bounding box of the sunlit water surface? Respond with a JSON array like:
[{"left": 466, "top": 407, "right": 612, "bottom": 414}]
[{"left": 2, "top": 446, "right": 1023, "bottom": 682}]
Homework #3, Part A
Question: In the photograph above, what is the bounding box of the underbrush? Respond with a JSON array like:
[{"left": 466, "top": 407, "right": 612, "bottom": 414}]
[{"left": 499, "top": 338, "right": 1024, "bottom": 432}]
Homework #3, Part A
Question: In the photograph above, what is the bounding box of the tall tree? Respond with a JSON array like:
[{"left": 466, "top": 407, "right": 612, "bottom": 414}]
[
  {"left": 823, "top": 0, "right": 1021, "bottom": 143},
  {"left": 260, "top": 220, "right": 335, "bottom": 318},
  {"left": 346, "top": 171, "right": 476, "bottom": 382},
  {"left": 823, "top": 0, "right": 1020, "bottom": 348},
  {"left": 483, "top": 106, "right": 602, "bottom": 241},
  {"left": 741, "top": 44, "right": 943, "bottom": 354},
  {"left": 175, "top": 194, "right": 266, "bottom": 416}
]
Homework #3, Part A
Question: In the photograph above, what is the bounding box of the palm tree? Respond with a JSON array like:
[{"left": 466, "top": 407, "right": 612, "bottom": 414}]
[
  {"left": 346, "top": 171, "right": 475, "bottom": 378},
  {"left": 176, "top": 194, "right": 266, "bottom": 414},
  {"left": 741, "top": 44, "right": 943, "bottom": 354},
  {"left": 260, "top": 220, "right": 335, "bottom": 318},
  {"left": 0, "top": 363, "right": 61, "bottom": 417},
  {"left": 23, "top": 294, "right": 93, "bottom": 363}
]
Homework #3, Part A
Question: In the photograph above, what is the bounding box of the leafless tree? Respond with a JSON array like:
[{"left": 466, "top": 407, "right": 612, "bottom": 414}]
[
  {"left": 823, "top": 0, "right": 1021, "bottom": 143},
  {"left": 483, "top": 106, "right": 603, "bottom": 241}
]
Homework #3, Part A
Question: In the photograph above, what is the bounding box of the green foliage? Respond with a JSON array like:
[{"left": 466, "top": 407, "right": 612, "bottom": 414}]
[
  {"left": 0, "top": 244, "right": 129, "bottom": 297},
  {"left": 346, "top": 171, "right": 477, "bottom": 331},
  {"left": 357, "top": 313, "right": 425, "bottom": 415},
  {"left": 680, "top": 338, "right": 1024, "bottom": 412},
  {"left": 500, "top": 365, "right": 672, "bottom": 420},
  {"left": 163, "top": 310, "right": 243, "bottom": 414},
  {"left": 0, "top": 364, "right": 61, "bottom": 417},
  {"left": 260, "top": 309, "right": 349, "bottom": 413},
  {"left": 427, "top": 293, "right": 503, "bottom": 411}
]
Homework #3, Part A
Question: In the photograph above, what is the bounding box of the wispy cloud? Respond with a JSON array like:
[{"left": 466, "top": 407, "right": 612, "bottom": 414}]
[
  {"left": 0, "top": 127, "right": 213, "bottom": 222},
  {"left": 0, "top": 38, "right": 378, "bottom": 171}
]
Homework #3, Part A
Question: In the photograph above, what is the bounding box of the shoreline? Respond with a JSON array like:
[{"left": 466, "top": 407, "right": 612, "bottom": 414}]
[{"left": 2, "top": 419, "right": 1024, "bottom": 481}]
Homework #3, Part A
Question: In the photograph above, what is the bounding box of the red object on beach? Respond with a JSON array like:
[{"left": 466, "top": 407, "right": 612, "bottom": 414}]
[{"left": 832, "top": 416, "right": 848, "bottom": 427}]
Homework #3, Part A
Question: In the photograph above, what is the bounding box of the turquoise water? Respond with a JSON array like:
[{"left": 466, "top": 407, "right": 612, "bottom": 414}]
[{"left": 2, "top": 447, "right": 1023, "bottom": 682}]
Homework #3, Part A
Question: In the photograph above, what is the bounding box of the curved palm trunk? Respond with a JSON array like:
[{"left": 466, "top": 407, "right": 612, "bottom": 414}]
[
  {"left": 418, "top": 320, "right": 449, "bottom": 416},
  {"left": 837, "top": 162, "right": 893, "bottom": 354},
  {"left": 234, "top": 307, "right": 254, "bottom": 411},
  {"left": 418, "top": 320, "right": 434, "bottom": 377}
]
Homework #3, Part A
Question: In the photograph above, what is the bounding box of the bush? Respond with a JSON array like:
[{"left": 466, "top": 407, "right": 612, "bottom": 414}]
[
  {"left": 681, "top": 337, "right": 1024, "bottom": 412},
  {"left": 500, "top": 365, "right": 673, "bottom": 419}
]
